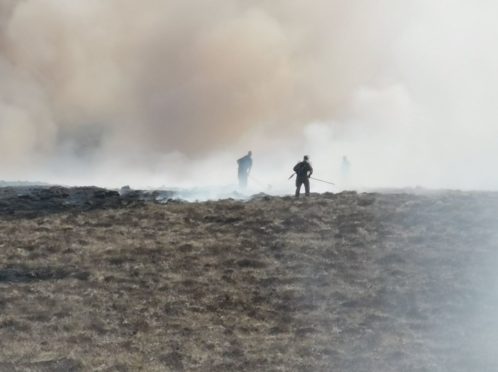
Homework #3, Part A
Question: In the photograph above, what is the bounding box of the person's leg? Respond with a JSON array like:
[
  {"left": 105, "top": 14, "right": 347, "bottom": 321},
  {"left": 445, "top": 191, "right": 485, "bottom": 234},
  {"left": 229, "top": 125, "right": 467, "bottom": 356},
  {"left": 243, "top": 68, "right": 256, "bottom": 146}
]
[
  {"left": 239, "top": 171, "right": 247, "bottom": 189},
  {"left": 295, "top": 179, "right": 302, "bottom": 197},
  {"left": 304, "top": 178, "right": 310, "bottom": 196}
]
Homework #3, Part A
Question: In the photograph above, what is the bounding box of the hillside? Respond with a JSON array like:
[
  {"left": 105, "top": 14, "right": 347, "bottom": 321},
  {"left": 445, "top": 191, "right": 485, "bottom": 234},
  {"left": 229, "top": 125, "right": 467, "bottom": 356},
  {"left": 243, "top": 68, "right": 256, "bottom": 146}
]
[{"left": 0, "top": 188, "right": 497, "bottom": 371}]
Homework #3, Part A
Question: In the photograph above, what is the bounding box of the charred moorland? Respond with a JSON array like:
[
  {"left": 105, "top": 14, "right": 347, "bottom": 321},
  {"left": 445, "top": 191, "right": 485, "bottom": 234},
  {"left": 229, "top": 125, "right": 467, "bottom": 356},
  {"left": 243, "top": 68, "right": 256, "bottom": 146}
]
[{"left": 0, "top": 187, "right": 497, "bottom": 371}]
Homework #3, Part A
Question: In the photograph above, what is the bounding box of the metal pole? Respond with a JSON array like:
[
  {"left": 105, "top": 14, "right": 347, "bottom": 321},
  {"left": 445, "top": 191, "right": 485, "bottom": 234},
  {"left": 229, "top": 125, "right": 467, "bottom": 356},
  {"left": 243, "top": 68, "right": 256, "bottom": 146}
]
[{"left": 310, "top": 177, "right": 335, "bottom": 185}]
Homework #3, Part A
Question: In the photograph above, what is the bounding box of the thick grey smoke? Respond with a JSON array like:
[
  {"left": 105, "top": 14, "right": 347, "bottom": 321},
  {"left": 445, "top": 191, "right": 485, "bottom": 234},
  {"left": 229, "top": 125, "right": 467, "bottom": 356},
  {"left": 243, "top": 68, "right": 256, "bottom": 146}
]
[{"left": 0, "top": 0, "right": 496, "bottom": 189}]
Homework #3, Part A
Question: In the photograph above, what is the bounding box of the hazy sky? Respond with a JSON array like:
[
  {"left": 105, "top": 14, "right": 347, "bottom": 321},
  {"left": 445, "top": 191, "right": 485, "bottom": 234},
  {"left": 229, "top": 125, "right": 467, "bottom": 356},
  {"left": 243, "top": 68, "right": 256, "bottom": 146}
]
[{"left": 0, "top": 0, "right": 497, "bottom": 190}]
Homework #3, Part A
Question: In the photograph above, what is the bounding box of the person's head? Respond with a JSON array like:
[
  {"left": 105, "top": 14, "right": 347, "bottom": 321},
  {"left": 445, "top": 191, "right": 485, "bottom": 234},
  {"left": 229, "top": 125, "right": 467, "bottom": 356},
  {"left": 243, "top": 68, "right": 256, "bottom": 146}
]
[
  {"left": 304, "top": 155, "right": 309, "bottom": 161},
  {"left": 248, "top": 151, "right": 252, "bottom": 156}
]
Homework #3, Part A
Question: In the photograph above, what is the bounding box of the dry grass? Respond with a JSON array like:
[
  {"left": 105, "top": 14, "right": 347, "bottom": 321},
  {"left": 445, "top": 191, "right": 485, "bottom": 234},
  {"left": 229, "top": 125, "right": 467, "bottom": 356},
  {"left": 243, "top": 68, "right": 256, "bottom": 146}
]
[{"left": 1, "top": 191, "right": 498, "bottom": 371}]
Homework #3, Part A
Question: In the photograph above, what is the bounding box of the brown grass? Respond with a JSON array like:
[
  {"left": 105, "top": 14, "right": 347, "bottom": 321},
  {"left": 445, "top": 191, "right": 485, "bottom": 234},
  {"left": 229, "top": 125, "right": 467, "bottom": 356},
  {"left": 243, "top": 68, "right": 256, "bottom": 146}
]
[{"left": 0, "top": 191, "right": 498, "bottom": 371}]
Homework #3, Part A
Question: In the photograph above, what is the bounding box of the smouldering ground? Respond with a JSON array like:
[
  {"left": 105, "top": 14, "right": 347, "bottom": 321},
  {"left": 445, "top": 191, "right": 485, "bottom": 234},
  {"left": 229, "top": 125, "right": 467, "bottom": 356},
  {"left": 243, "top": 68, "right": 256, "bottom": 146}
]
[{"left": 1, "top": 190, "right": 498, "bottom": 371}]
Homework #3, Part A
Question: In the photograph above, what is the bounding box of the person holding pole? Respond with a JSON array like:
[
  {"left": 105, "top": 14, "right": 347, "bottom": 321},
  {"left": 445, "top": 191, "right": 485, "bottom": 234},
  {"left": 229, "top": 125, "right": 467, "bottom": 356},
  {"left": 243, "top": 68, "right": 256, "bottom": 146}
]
[
  {"left": 292, "top": 155, "right": 313, "bottom": 197},
  {"left": 237, "top": 151, "right": 252, "bottom": 189}
]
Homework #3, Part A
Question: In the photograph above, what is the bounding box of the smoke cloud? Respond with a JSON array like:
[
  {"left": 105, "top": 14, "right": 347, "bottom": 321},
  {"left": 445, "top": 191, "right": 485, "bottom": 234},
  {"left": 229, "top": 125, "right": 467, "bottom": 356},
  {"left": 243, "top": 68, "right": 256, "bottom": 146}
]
[{"left": 0, "top": 0, "right": 496, "bottom": 189}]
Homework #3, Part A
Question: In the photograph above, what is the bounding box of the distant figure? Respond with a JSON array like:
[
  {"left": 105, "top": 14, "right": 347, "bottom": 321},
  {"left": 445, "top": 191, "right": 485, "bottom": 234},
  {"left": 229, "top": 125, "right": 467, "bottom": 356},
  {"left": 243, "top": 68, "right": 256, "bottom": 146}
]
[
  {"left": 341, "top": 155, "right": 351, "bottom": 186},
  {"left": 293, "top": 155, "right": 313, "bottom": 197},
  {"left": 341, "top": 156, "right": 350, "bottom": 177},
  {"left": 237, "top": 151, "right": 252, "bottom": 189}
]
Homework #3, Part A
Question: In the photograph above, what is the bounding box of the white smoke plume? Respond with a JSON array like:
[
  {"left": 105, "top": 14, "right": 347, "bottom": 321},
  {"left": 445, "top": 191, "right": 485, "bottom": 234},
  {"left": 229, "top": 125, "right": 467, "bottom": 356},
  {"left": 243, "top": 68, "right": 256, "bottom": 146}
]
[{"left": 0, "top": 0, "right": 496, "bottom": 190}]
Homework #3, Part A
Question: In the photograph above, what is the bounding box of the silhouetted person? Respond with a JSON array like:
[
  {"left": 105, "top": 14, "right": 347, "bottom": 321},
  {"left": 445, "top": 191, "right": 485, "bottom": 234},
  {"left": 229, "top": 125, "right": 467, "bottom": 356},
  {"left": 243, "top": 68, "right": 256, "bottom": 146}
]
[
  {"left": 237, "top": 151, "right": 252, "bottom": 189},
  {"left": 341, "top": 155, "right": 350, "bottom": 178},
  {"left": 293, "top": 155, "right": 313, "bottom": 197}
]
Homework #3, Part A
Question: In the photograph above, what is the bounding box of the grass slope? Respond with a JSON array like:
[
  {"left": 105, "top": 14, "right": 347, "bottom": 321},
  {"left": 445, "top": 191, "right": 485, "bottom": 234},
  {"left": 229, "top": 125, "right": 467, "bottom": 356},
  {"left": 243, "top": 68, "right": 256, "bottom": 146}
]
[{"left": 0, "top": 191, "right": 497, "bottom": 371}]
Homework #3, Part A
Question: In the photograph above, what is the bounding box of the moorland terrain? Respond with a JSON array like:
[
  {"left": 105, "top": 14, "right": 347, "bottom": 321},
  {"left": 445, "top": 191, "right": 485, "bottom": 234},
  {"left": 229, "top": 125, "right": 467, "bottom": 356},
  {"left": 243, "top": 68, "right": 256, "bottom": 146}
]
[{"left": 0, "top": 186, "right": 497, "bottom": 371}]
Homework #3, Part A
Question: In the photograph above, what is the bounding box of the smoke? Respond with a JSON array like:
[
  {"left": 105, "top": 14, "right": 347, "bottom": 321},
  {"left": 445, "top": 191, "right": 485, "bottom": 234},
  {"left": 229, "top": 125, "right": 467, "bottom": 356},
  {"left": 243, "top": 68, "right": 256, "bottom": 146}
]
[{"left": 0, "top": 0, "right": 496, "bottom": 189}]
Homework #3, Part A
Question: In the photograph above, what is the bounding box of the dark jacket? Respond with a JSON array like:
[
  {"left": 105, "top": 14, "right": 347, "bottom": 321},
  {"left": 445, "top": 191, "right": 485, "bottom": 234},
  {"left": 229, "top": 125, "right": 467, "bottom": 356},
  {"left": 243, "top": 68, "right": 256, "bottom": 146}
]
[
  {"left": 237, "top": 155, "right": 252, "bottom": 172},
  {"left": 293, "top": 161, "right": 313, "bottom": 179}
]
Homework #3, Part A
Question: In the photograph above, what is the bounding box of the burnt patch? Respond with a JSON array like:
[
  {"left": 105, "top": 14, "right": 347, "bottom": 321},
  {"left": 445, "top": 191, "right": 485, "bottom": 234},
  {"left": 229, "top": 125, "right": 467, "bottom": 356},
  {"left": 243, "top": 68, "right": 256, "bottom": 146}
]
[
  {"left": 107, "top": 256, "right": 136, "bottom": 266},
  {"left": 0, "top": 358, "right": 83, "bottom": 372},
  {"left": 0, "top": 319, "right": 31, "bottom": 333},
  {"left": 0, "top": 186, "right": 123, "bottom": 219},
  {"left": 357, "top": 195, "right": 376, "bottom": 207},
  {"left": 159, "top": 351, "right": 184, "bottom": 371},
  {"left": 0, "top": 266, "right": 89, "bottom": 283},
  {"left": 204, "top": 215, "right": 242, "bottom": 224},
  {"left": 237, "top": 258, "right": 266, "bottom": 269}
]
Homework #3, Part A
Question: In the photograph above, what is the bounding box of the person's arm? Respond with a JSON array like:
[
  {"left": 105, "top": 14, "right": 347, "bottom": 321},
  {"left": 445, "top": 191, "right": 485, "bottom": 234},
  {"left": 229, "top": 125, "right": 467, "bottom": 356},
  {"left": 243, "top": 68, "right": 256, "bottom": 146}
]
[{"left": 308, "top": 164, "right": 313, "bottom": 177}]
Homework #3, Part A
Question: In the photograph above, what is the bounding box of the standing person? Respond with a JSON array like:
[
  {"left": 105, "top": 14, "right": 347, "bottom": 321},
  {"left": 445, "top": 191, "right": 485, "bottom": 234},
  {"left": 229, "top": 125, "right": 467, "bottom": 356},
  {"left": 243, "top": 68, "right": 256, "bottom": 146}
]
[
  {"left": 293, "top": 155, "right": 313, "bottom": 197},
  {"left": 341, "top": 155, "right": 351, "bottom": 186},
  {"left": 237, "top": 151, "right": 252, "bottom": 189}
]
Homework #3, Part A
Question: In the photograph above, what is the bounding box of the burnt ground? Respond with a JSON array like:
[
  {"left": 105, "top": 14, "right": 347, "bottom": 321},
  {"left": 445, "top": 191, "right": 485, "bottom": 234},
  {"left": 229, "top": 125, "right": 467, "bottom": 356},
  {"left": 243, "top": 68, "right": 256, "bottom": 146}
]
[{"left": 0, "top": 188, "right": 498, "bottom": 371}]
